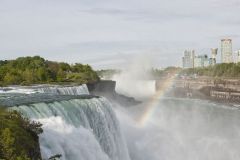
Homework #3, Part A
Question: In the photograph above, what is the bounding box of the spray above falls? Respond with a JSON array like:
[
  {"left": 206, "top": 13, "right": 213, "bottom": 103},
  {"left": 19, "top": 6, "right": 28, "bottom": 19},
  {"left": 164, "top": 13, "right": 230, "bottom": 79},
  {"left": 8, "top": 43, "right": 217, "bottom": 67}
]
[{"left": 112, "top": 56, "right": 156, "bottom": 99}]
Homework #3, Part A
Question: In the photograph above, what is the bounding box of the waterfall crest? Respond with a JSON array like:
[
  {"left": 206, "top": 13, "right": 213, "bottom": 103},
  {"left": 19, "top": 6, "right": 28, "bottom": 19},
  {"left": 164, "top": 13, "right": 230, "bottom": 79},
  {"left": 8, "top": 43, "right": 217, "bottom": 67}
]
[
  {"left": 0, "top": 84, "right": 89, "bottom": 95},
  {"left": 39, "top": 84, "right": 89, "bottom": 95},
  {"left": 12, "top": 97, "right": 130, "bottom": 160}
]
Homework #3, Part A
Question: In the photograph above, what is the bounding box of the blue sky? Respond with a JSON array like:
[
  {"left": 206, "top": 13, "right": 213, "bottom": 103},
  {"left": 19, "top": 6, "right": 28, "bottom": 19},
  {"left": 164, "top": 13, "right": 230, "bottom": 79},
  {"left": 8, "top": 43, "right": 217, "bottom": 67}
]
[{"left": 0, "top": 0, "right": 240, "bottom": 69}]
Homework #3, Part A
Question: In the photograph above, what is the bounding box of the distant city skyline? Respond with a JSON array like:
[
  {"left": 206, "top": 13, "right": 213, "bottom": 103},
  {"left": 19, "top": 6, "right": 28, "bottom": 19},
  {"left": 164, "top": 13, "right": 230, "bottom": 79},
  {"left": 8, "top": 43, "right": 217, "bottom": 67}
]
[
  {"left": 182, "top": 38, "right": 240, "bottom": 69},
  {"left": 0, "top": 0, "right": 240, "bottom": 69}
]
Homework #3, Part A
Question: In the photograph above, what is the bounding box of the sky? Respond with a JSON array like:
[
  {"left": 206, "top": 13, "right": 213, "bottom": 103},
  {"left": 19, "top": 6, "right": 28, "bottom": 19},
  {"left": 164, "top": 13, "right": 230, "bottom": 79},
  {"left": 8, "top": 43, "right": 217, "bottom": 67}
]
[{"left": 0, "top": 0, "right": 240, "bottom": 69}]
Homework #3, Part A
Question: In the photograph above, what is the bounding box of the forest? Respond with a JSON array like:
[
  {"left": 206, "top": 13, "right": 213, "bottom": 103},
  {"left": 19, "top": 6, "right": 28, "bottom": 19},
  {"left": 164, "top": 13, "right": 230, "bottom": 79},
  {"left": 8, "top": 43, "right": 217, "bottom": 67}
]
[
  {"left": 150, "top": 63, "right": 240, "bottom": 79},
  {"left": 0, "top": 56, "right": 99, "bottom": 86}
]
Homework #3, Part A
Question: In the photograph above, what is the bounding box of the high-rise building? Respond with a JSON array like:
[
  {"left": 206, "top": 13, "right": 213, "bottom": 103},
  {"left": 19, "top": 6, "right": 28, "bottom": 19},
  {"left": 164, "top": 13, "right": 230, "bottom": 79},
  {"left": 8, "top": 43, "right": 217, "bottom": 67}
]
[
  {"left": 210, "top": 48, "right": 218, "bottom": 65},
  {"left": 182, "top": 50, "right": 195, "bottom": 68},
  {"left": 203, "top": 57, "right": 210, "bottom": 67},
  {"left": 194, "top": 56, "right": 203, "bottom": 68},
  {"left": 237, "top": 50, "right": 240, "bottom": 63},
  {"left": 194, "top": 55, "right": 209, "bottom": 68},
  {"left": 221, "top": 39, "right": 232, "bottom": 63}
]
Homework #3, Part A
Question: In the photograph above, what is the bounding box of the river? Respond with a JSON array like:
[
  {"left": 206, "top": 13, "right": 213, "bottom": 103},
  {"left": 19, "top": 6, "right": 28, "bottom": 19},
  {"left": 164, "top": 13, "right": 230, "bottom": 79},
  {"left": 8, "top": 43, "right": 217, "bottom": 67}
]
[{"left": 1, "top": 85, "right": 240, "bottom": 160}]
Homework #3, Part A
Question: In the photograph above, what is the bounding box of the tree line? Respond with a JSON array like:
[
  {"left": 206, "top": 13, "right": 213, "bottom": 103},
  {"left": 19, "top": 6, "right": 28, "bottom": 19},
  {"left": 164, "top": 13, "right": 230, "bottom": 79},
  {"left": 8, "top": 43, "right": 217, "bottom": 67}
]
[
  {"left": 0, "top": 56, "right": 99, "bottom": 86},
  {"left": 181, "top": 63, "right": 240, "bottom": 78},
  {"left": 148, "top": 63, "right": 240, "bottom": 79}
]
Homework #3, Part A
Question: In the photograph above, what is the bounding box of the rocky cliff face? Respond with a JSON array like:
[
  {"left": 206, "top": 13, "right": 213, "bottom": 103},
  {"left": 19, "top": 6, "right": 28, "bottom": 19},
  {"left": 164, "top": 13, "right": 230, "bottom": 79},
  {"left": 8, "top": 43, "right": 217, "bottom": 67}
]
[
  {"left": 87, "top": 80, "right": 141, "bottom": 106},
  {"left": 87, "top": 80, "right": 116, "bottom": 93}
]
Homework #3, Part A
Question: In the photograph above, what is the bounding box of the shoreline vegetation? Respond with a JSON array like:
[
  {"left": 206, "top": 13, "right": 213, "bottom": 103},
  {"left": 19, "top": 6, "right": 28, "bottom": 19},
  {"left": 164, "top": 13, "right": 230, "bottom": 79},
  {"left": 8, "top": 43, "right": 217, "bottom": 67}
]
[
  {"left": 181, "top": 63, "right": 240, "bottom": 78},
  {"left": 0, "top": 56, "right": 99, "bottom": 86}
]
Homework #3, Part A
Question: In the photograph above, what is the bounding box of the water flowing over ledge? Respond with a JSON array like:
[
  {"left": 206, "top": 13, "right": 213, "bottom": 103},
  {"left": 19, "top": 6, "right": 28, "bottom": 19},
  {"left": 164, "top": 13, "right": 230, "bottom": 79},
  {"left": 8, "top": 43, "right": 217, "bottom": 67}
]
[
  {"left": 0, "top": 84, "right": 131, "bottom": 160},
  {"left": 0, "top": 84, "right": 89, "bottom": 95},
  {"left": 0, "top": 84, "right": 93, "bottom": 107},
  {"left": 0, "top": 93, "right": 98, "bottom": 107},
  {"left": 12, "top": 98, "right": 130, "bottom": 160},
  {"left": 39, "top": 84, "right": 89, "bottom": 95}
]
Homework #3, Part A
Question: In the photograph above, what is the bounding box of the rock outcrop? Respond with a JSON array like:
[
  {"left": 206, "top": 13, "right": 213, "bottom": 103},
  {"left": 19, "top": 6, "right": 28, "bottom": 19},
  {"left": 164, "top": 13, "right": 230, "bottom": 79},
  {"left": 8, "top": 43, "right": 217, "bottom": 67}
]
[{"left": 87, "top": 80, "right": 141, "bottom": 106}]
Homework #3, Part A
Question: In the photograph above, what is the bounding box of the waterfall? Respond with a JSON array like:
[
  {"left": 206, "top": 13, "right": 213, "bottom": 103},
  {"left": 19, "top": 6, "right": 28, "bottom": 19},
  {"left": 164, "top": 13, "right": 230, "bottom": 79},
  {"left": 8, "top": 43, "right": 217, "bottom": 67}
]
[
  {"left": 39, "top": 84, "right": 89, "bottom": 95},
  {"left": 3, "top": 85, "right": 130, "bottom": 160},
  {"left": 12, "top": 97, "right": 130, "bottom": 160}
]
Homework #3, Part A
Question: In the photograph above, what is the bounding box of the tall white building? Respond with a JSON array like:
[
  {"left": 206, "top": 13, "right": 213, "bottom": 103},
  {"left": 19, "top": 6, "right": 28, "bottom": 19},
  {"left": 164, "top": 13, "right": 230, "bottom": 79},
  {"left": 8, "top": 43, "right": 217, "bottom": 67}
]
[
  {"left": 237, "top": 50, "right": 240, "bottom": 63},
  {"left": 194, "top": 56, "right": 202, "bottom": 68},
  {"left": 210, "top": 48, "right": 218, "bottom": 65},
  {"left": 203, "top": 58, "right": 210, "bottom": 67},
  {"left": 182, "top": 50, "right": 195, "bottom": 68},
  {"left": 221, "top": 39, "right": 233, "bottom": 63},
  {"left": 194, "top": 55, "right": 209, "bottom": 68}
]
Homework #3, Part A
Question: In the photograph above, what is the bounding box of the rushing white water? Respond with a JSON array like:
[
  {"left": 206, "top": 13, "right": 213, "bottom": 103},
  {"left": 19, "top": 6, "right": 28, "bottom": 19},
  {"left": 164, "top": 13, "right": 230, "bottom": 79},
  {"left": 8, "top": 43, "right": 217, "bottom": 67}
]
[
  {"left": 12, "top": 97, "right": 130, "bottom": 160},
  {"left": 0, "top": 84, "right": 89, "bottom": 95},
  {"left": 38, "top": 116, "right": 110, "bottom": 160},
  {"left": 0, "top": 86, "right": 38, "bottom": 94},
  {"left": 39, "top": 84, "right": 89, "bottom": 95}
]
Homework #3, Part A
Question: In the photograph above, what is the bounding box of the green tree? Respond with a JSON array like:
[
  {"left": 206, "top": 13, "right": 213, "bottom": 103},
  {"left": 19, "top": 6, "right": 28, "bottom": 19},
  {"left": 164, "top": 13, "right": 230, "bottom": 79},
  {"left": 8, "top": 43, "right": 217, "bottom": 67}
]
[
  {"left": 0, "top": 128, "right": 15, "bottom": 159},
  {"left": 0, "top": 109, "right": 42, "bottom": 160},
  {"left": 0, "top": 56, "right": 99, "bottom": 85}
]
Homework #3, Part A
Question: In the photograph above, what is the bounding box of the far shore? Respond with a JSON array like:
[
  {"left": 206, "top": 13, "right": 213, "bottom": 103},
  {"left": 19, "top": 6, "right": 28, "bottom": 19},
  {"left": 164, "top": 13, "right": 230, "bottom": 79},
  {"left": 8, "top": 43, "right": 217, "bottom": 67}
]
[{"left": 158, "top": 76, "right": 240, "bottom": 105}]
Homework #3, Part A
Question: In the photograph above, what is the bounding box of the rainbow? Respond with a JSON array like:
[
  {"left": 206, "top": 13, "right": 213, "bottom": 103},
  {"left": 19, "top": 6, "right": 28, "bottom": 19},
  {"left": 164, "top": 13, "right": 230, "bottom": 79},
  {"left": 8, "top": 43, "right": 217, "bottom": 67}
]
[{"left": 137, "top": 71, "right": 178, "bottom": 127}]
